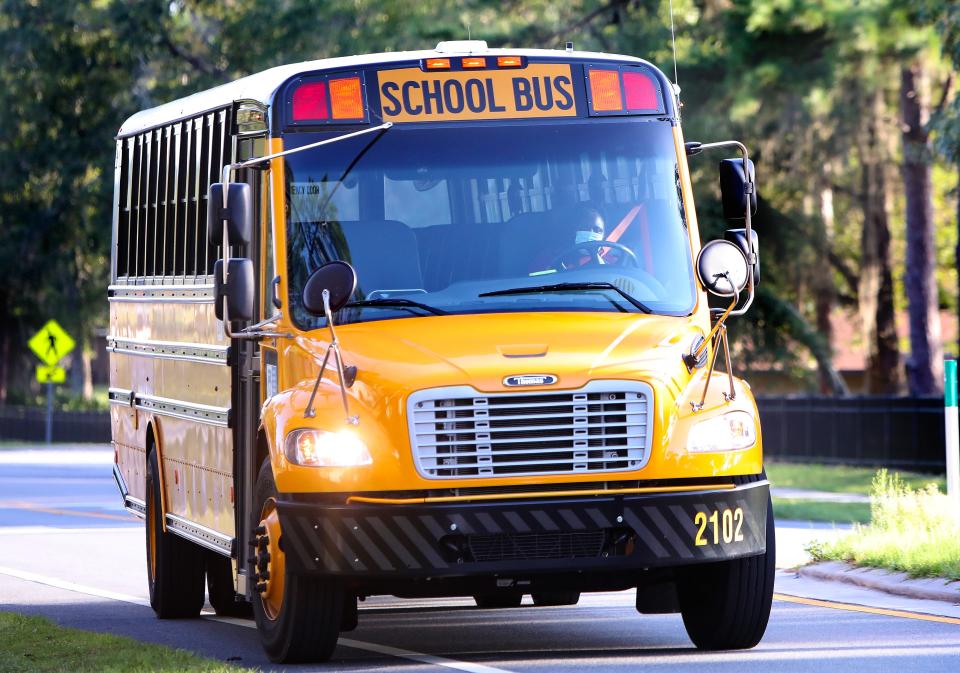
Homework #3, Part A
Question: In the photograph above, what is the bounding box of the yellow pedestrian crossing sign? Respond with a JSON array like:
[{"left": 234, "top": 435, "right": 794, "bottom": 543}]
[
  {"left": 28, "top": 320, "right": 75, "bottom": 366},
  {"left": 36, "top": 365, "right": 66, "bottom": 384}
]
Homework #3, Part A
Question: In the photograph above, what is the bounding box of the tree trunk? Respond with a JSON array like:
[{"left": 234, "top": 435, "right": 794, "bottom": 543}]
[
  {"left": 858, "top": 88, "right": 902, "bottom": 394},
  {"left": 816, "top": 181, "right": 840, "bottom": 394},
  {"left": 900, "top": 60, "right": 944, "bottom": 395}
]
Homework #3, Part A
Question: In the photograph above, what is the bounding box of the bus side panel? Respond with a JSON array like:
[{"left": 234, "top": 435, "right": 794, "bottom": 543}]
[
  {"left": 111, "top": 396, "right": 145, "bottom": 503},
  {"left": 109, "top": 296, "right": 234, "bottom": 537},
  {"left": 153, "top": 415, "right": 235, "bottom": 537}
]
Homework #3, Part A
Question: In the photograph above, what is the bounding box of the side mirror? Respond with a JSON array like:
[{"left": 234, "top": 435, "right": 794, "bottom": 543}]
[
  {"left": 696, "top": 240, "right": 749, "bottom": 297},
  {"left": 214, "top": 258, "right": 255, "bottom": 321},
  {"left": 207, "top": 183, "right": 253, "bottom": 246},
  {"left": 719, "top": 158, "right": 757, "bottom": 220},
  {"left": 302, "top": 261, "right": 358, "bottom": 316},
  {"left": 724, "top": 228, "right": 760, "bottom": 286}
]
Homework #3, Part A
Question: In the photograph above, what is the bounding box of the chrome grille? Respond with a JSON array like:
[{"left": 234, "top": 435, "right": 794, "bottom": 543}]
[{"left": 408, "top": 382, "right": 652, "bottom": 479}]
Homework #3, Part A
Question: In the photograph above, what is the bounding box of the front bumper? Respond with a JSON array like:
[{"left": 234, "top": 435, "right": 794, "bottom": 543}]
[{"left": 276, "top": 480, "right": 769, "bottom": 578}]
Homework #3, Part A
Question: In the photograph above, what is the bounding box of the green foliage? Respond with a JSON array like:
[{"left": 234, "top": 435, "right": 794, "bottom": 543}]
[
  {"left": 0, "top": 611, "right": 254, "bottom": 673},
  {"left": 812, "top": 469, "right": 960, "bottom": 579}
]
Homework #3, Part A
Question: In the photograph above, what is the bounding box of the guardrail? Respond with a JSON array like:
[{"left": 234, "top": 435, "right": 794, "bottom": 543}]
[
  {"left": 756, "top": 396, "right": 946, "bottom": 472},
  {"left": 0, "top": 406, "right": 110, "bottom": 443},
  {"left": 0, "top": 397, "right": 951, "bottom": 472}
]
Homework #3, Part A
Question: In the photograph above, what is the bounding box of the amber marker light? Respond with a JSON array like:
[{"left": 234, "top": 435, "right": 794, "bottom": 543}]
[
  {"left": 425, "top": 58, "right": 451, "bottom": 70},
  {"left": 497, "top": 56, "right": 523, "bottom": 68},
  {"left": 461, "top": 56, "right": 487, "bottom": 69},
  {"left": 588, "top": 69, "right": 624, "bottom": 112},
  {"left": 329, "top": 77, "right": 364, "bottom": 119}
]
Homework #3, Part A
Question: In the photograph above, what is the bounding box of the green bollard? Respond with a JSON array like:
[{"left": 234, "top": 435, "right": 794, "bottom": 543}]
[{"left": 946, "top": 360, "right": 958, "bottom": 505}]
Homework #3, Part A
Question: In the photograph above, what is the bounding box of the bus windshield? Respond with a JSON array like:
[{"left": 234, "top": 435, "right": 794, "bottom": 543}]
[{"left": 284, "top": 119, "right": 697, "bottom": 328}]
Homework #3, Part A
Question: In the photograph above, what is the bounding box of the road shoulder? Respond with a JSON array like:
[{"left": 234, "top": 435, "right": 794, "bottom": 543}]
[
  {"left": 797, "top": 561, "right": 960, "bottom": 605},
  {"left": 775, "top": 569, "right": 960, "bottom": 620}
]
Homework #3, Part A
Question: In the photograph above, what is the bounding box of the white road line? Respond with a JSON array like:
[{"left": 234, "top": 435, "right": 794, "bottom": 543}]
[
  {"left": 0, "top": 565, "right": 150, "bottom": 607},
  {"left": 0, "top": 564, "right": 517, "bottom": 673}
]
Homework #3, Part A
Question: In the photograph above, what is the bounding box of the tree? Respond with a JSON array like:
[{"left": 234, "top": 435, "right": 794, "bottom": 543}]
[{"left": 900, "top": 56, "right": 944, "bottom": 394}]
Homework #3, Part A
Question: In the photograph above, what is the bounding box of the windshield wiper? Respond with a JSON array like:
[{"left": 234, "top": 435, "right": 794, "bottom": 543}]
[
  {"left": 343, "top": 298, "right": 448, "bottom": 316},
  {"left": 479, "top": 282, "right": 652, "bottom": 314}
]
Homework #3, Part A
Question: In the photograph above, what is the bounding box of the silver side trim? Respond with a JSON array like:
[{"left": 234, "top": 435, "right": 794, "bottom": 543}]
[
  {"left": 135, "top": 392, "right": 230, "bottom": 427},
  {"left": 112, "top": 461, "right": 128, "bottom": 497},
  {"left": 165, "top": 513, "right": 233, "bottom": 555},
  {"left": 107, "top": 336, "right": 228, "bottom": 365},
  {"left": 113, "top": 461, "right": 146, "bottom": 520},
  {"left": 109, "top": 388, "right": 134, "bottom": 406},
  {"left": 109, "top": 283, "right": 214, "bottom": 303},
  {"left": 124, "top": 496, "right": 147, "bottom": 519}
]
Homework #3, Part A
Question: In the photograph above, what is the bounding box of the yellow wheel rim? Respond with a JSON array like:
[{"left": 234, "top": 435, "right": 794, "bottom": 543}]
[{"left": 256, "top": 498, "right": 285, "bottom": 621}]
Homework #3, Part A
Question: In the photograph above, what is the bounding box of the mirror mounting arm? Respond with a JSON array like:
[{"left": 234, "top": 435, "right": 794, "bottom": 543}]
[
  {"left": 690, "top": 285, "right": 739, "bottom": 412},
  {"left": 303, "top": 289, "right": 359, "bottom": 425}
]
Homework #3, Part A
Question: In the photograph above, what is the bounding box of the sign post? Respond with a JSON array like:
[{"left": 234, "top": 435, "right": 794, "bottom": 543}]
[
  {"left": 946, "top": 359, "right": 959, "bottom": 506},
  {"left": 28, "top": 320, "right": 75, "bottom": 445}
]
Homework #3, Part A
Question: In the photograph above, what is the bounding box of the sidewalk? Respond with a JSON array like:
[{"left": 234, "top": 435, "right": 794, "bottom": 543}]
[{"left": 772, "top": 487, "right": 870, "bottom": 504}]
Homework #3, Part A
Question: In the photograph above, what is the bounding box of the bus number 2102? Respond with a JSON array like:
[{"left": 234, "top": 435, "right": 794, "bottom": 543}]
[{"left": 693, "top": 507, "right": 744, "bottom": 546}]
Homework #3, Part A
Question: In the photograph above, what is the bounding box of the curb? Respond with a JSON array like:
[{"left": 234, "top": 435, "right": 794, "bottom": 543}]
[{"left": 799, "top": 561, "right": 960, "bottom": 605}]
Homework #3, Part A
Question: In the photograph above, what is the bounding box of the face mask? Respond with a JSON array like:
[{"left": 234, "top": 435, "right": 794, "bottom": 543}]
[{"left": 575, "top": 230, "right": 603, "bottom": 244}]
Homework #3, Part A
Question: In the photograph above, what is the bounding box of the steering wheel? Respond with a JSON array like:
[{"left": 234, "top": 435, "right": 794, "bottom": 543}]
[{"left": 550, "top": 240, "right": 640, "bottom": 271}]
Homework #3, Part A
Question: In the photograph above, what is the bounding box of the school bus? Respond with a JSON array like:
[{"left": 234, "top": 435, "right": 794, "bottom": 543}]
[{"left": 109, "top": 41, "right": 771, "bottom": 663}]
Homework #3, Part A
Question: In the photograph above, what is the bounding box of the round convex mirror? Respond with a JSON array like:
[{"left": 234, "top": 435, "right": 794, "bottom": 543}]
[
  {"left": 302, "top": 261, "right": 358, "bottom": 315},
  {"left": 696, "top": 240, "right": 749, "bottom": 297}
]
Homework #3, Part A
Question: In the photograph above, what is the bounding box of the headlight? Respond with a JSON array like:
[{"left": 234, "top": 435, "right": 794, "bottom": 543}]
[
  {"left": 687, "top": 411, "right": 756, "bottom": 453},
  {"left": 284, "top": 428, "right": 372, "bottom": 467}
]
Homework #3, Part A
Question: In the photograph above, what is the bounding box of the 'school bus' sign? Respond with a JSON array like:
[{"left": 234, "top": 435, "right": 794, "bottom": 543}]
[{"left": 377, "top": 64, "right": 577, "bottom": 122}]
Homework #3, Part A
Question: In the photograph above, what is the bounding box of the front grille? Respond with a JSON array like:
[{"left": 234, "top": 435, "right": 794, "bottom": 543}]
[
  {"left": 468, "top": 530, "right": 607, "bottom": 562},
  {"left": 408, "top": 382, "right": 652, "bottom": 479}
]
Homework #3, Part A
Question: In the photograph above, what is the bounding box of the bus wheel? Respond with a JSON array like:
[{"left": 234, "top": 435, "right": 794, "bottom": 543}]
[
  {"left": 251, "top": 460, "right": 343, "bottom": 663},
  {"left": 206, "top": 552, "right": 253, "bottom": 618},
  {"left": 531, "top": 590, "right": 580, "bottom": 607},
  {"left": 676, "top": 495, "right": 776, "bottom": 650},
  {"left": 473, "top": 591, "right": 523, "bottom": 608},
  {"left": 145, "top": 448, "right": 205, "bottom": 618}
]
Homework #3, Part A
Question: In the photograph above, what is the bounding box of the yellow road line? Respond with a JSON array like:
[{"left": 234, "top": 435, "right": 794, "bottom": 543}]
[
  {"left": 0, "top": 501, "right": 136, "bottom": 522},
  {"left": 774, "top": 592, "right": 960, "bottom": 625}
]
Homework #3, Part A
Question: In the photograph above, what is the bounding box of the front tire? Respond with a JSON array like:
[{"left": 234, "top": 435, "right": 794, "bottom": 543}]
[
  {"left": 677, "top": 495, "right": 776, "bottom": 650},
  {"left": 251, "top": 460, "right": 344, "bottom": 663},
  {"left": 145, "top": 448, "right": 205, "bottom": 618}
]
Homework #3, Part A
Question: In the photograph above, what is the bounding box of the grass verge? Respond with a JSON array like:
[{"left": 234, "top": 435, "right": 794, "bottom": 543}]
[
  {"left": 0, "top": 612, "right": 252, "bottom": 673},
  {"left": 766, "top": 461, "right": 945, "bottom": 495},
  {"left": 772, "top": 498, "right": 871, "bottom": 524},
  {"left": 809, "top": 470, "right": 960, "bottom": 580}
]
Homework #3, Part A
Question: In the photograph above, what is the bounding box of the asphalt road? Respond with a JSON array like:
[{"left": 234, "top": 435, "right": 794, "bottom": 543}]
[{"left": 1, "top": 447, "right": 958, "bottom": 673}]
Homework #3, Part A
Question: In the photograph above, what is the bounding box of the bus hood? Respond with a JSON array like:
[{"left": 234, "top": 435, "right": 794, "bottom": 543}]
[{"left": 321, "top": 311, "right": 707, "bottom": 396}]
